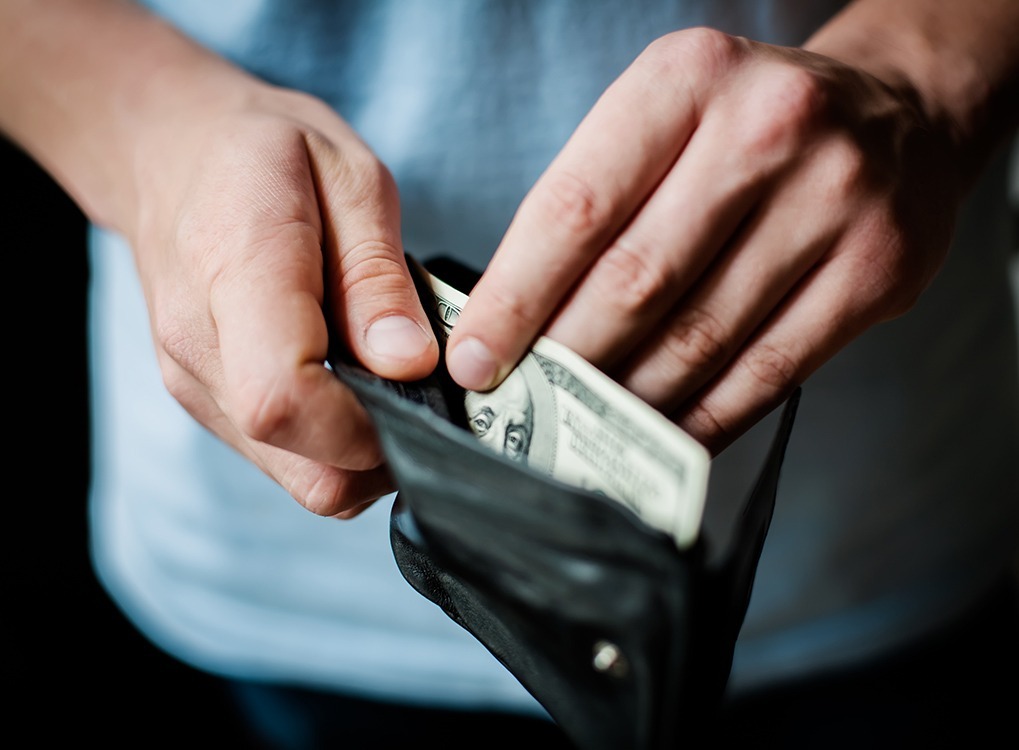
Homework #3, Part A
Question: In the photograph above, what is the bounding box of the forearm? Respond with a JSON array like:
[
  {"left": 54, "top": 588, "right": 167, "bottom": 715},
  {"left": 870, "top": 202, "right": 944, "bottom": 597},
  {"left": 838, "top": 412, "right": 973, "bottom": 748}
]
[
  {"left": 805, "top": 0, "right": 1019, "bottom": 184},
  {"left": 0, "top": 0, "right": 263, "bottom": 233}
]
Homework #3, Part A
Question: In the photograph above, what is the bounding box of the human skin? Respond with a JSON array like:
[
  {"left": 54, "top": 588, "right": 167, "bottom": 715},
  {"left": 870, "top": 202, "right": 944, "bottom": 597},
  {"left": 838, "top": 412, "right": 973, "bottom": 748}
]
[
  {"left": 0, "top": 0, "right": 439, "bottom": 517},
  {"left": 1, "top": 1, "right": 1017, "bottom": 516},
  {"left": 445, "top": 0, "right": 1019, "bottom": 455}
]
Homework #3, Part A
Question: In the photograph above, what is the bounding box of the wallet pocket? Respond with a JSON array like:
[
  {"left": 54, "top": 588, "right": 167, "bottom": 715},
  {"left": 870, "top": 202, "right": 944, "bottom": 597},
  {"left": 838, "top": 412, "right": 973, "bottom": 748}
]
[{"left": 330, "top": 257, "right": 800, "bottom": 750}]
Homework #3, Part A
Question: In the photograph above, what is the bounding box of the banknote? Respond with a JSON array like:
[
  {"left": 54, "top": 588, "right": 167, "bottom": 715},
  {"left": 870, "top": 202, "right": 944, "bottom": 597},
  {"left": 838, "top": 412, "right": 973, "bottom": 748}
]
[{"left": 417, "top": 260, "right": 710, "bottom": 550}]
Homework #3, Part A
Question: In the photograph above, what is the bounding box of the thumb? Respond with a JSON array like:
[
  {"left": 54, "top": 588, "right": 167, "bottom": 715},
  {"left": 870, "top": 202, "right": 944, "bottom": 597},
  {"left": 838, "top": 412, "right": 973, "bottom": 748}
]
[{"left": 319, "top": 153, "right": 438, "bottom": 381}]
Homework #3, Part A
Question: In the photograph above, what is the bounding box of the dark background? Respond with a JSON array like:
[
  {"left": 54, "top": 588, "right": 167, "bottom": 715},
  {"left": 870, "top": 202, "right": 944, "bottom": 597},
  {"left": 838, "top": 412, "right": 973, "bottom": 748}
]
[{"left": 5, "top": 137, "right": 262, "bottom": 744}]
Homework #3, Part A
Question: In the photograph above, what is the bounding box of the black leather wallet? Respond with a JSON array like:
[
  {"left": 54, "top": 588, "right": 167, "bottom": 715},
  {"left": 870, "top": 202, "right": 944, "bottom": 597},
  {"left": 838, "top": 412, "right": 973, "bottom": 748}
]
[{"left": 330, "top": 257, "right": 800, "bottom": 750}]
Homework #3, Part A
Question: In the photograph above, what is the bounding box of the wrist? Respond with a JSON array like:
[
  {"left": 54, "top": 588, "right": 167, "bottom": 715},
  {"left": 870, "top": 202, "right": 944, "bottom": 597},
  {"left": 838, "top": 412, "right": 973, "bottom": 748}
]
[
  {"left": 804, "top": 0, "right": 1019, "bottom": 185},
  {"left": 0, "top": 1, "right": 266, "bottom": 235}
]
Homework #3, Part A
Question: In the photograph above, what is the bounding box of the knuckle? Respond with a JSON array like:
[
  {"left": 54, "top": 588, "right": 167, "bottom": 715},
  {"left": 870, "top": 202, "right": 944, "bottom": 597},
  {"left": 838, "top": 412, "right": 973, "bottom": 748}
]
[
  {"left": 738, "top": 341, "right": 799, "bottom": 392},
  {"left": 289, "top": 468, "right": 351, "bottom": 517},
  {"left": 307, "top": 127, "right": 397, "bottom": 195},
  {"left": 680, "top": 401, "right": 731, "bottom": 454},
  {"left": 742, "top": 66, "right": 826, "bottom": 158},
  {"left": 233, "top": 373, "right": 300, "bottom": 444},
  {"left": 644, "top": 27, "right": 743, "bottom": 78},
  {"left": 684, "top": 26, "right": 745, "bottom": 65},
  {"left": 337, "top": 241, "right": 410, "bottom": 299},
  {"left": 481, "top": 277, "right": 546, "bottom": 332},
  {"left": 597, "top": 234, "right": 675, "bottom": 318},
  {"left": 849, "top": 226, "right": 926, "bottom": 321},
  {"left": 658, "top": 307, "right": 730, "bottom": 375},
  {"left": 819, "top": 138, "right": 870, "bottom": 198},
  {"left": 774, "top": 65, "right": 827, "bottom": 122},
  {"left": 286, "top": 463, "right": 387, "bottom": 518},
  {"left": 534, "top": 170, "right": 608, "bottom": 239},
  {"left": 232, "top": 365, "right": 330, "bottom": 447}
]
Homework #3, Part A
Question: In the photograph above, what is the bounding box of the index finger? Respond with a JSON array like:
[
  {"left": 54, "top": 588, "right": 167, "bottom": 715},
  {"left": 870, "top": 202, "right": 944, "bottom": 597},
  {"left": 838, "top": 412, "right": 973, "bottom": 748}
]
[{"left": 445, "top": 32, "right": 717, "bottom": 391}]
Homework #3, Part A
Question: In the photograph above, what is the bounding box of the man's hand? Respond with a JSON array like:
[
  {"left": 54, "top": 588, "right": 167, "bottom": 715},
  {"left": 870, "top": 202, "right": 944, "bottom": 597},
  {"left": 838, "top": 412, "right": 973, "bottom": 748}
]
[
  {"left": 0, "top": 1, "right": 438, "bottom": 517},
  {"left": 131, "top": 87, "right": 438, "bottom": 516},
  {"left": 446, "top": 6, "right": 1018, "bottom": 454}
]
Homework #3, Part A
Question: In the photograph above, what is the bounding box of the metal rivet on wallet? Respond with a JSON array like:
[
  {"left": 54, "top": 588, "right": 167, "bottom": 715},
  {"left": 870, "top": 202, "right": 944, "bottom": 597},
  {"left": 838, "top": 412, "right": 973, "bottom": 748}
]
[{"left": 592, "top": 640, "right": 629, "bottom": 678}]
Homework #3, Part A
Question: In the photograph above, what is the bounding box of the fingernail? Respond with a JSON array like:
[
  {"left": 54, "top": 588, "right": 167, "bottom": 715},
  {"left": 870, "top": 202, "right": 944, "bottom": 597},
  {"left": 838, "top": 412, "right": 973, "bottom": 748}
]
[
  {"left": 365, "top": 316, "right": 432, "bottom": 361},
  {"left": 448, "top": 337, "right": 498, "bottom": 390}
]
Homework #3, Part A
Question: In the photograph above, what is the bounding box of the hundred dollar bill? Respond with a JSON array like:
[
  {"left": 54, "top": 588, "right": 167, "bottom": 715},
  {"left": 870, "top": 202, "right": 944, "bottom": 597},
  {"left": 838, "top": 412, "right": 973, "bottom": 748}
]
[{"left": 419, "top": 261, "right": 710, "bottom": 550}]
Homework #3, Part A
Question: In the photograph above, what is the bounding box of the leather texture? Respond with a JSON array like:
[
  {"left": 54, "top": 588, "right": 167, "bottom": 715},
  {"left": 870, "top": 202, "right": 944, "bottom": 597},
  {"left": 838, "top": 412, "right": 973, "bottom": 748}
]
[{"left": 331, "top": 257, "right": 800, "bottom": 750}]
